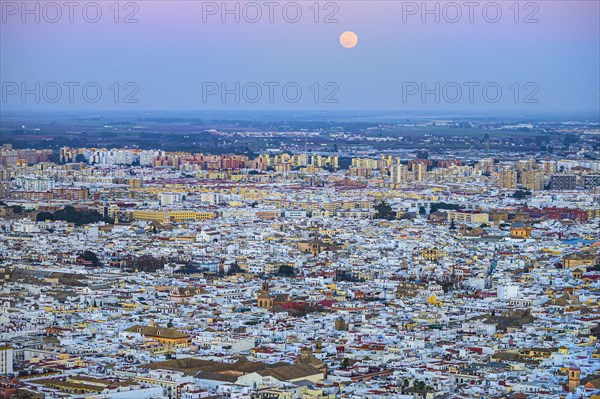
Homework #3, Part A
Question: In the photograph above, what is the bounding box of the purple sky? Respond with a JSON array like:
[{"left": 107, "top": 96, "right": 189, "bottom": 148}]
[{"left": 1, "top": 0, "right": 599, "bottom": 114}]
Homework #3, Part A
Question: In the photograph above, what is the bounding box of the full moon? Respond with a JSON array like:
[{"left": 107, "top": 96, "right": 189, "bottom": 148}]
[{"left": 339, "top": 31, "right": 358, "bottom": 49}]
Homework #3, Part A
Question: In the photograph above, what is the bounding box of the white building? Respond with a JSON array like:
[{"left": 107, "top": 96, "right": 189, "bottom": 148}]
[
  {"left": 497, "top": 284, "right": 519, "bottom": 300},
  {"left": 160, "top": 192, "right": 183, "bottom": 206},
  {"left": 0, "top": 345, "right": 13, "bottom": 374}
]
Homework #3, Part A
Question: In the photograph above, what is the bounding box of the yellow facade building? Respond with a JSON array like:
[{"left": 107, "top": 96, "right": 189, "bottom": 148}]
[
  {"left": 124, "top": 324, "right": 191, "bottom": 347},
  {"left": 133, "top": 210, "right": 214, "bottom": 222},
  {"left": 447, "top": 211, "right": 489, "bottom": 224}
]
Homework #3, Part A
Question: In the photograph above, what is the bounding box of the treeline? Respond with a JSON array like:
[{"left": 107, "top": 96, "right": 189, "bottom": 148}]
[
  {"left": 37, "top": 205, "right": 113, "bottom": 225},
  {"left": 121, "top": 255, "right": 168, "bottom": 273},
  {"left": 0, "top": 202, "right": 25, "bottom": 214},
  {"left": 429, "top": 202, "right": 462, "bottom": 213}
]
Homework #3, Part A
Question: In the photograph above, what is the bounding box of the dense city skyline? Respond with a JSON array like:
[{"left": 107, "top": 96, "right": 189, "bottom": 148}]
[
  {"left": 1, "top": 0, "right": 600, "bottom": 398},
  {"left": 0, "top": 113, "right": 599, "bottom": 397}
]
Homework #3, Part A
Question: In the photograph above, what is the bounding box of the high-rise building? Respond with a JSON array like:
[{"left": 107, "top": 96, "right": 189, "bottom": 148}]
[
  {"left": 540, "top": 160, "right": 557, "bottom": 174},
  {"left": 521, "top": 170, "right": 544, "bottom": 191},
  {"left": 380, "top": 155, "right": 394, "bottom": 168},
  {"left": 160, "top": 192, "right": 183, "bottom": 206},
  {"left": 391, "top": 164, "right": 409, "bottom": 185},
  {"left": 583, "top": 174, "right": 600, "bottom": 189},
  {"left": 15, "top": 176, "right": 55, "bottom": 192},
  {"left": 415, "top": 163, "right": 425, "bottom": 182},
  {"left": 129, "top": 178, "right": 143, "bottom": 190},
  {"left": 498, "top": 169, "right": 517, "bottom": 190},
  {"left": 550, "top": 175, "right": 577, "bottom": 190}
]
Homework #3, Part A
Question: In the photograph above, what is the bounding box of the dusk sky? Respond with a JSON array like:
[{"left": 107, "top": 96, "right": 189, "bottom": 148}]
[{"left": 1, "top": 0, "right": 599, "bottom": 114}]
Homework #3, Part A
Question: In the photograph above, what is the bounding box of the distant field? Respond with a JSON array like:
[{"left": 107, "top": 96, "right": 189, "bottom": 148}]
[{"left": 0, "top": 114, "right": 590, "bottom": 155}]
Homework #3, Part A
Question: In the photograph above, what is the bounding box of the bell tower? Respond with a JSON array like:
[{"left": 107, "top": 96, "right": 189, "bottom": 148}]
[
  {"left": 568, "top": 367, "right": 580, "bottom": 393},
  {"left": 256, "top": 281, "right": 273, "bottom": 309},
  {"left": 310, "top": 223, "right": 321, "bottom": 257}
]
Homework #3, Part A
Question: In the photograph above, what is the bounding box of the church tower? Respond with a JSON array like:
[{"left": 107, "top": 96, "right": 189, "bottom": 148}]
[
  {"left": 256, "top": 281, "right": 273, "bottom": 309},
  {"left": 568, "top": 367, "right": 580, "bottom": 393}
]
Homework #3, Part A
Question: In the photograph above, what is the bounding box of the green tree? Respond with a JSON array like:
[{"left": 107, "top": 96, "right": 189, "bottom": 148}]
[
  {"left": 512, "top": 190, "right": 531, "bottom": 199},
  {"left": 9, "top": 205, "right": 23, "bottom": 214},
  {"left": 36, "top": 211, "right": 54, "bottom": 222},
  {"left": 592, "top": 323, "right": 600, "bottom": 339},
  {"left": 374, "top": 201, "right": 396, "bottom": 220},
  {"left": 125, "top": 255, "right": 167, "bottom": 273},
  {"left": 80, "top": 250, "right": 101, "bottom": 266},
  {"left": 276, "top": 265, "right": 295, "bottom": 277},
  {"left": 429, "top": 202, "right": 461, "bottom": 213},
  {"left": 52, "top": 206, "right": 108, "bottom": 225},
  {"left": 227, "top": 262, "right": 243, "bottom": 275}
]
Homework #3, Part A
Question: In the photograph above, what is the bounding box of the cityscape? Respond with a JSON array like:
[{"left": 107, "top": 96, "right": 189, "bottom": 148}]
[
  {"left": 0, "top": 114, "right": 598, "bottom": 398},
  {"left": 1, "top": 0, "right": 600, "bottom": 398}
]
